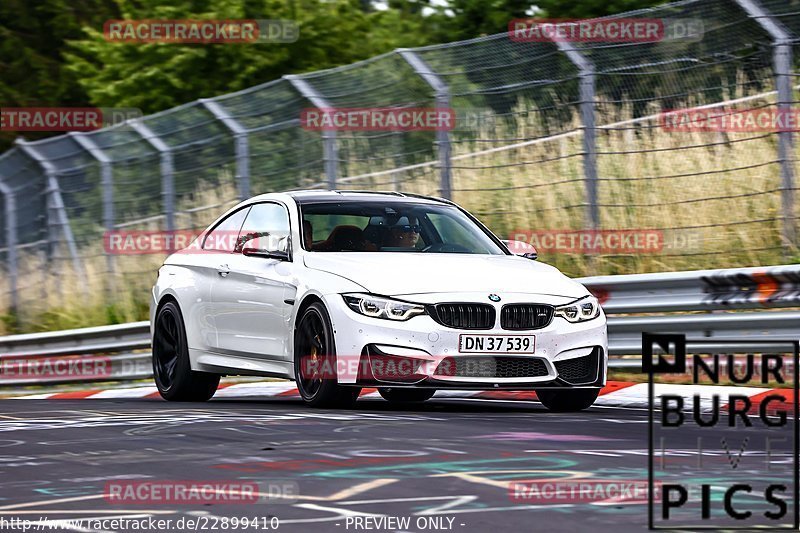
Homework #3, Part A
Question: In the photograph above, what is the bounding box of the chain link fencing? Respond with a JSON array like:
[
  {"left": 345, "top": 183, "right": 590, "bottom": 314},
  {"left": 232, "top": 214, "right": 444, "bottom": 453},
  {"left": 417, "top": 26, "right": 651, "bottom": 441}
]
[{"left": 0, "top": 0, "right": 798, "bottom": 331}]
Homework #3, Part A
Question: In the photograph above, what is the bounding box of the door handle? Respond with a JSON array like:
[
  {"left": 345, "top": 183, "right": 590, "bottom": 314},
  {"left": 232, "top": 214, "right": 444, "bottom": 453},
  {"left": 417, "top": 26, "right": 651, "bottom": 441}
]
[{"left": 217, "top": 264, "right": 230, "bottom": 277}]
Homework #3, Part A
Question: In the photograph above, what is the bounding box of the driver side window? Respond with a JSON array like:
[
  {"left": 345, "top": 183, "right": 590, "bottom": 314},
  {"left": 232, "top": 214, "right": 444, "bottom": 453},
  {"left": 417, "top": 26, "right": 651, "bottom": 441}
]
[
  {"left": 236, "top": 202, "right": 291, "bottom": 253},
  {"left": 203, "top": 207, "right": 250, "bottom": 252}
]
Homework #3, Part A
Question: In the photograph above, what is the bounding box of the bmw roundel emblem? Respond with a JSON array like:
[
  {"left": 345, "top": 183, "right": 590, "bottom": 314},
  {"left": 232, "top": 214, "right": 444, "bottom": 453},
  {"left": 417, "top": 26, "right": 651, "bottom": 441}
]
[{"left": 488, "top": 294, "right": 501, "bottom": 302}]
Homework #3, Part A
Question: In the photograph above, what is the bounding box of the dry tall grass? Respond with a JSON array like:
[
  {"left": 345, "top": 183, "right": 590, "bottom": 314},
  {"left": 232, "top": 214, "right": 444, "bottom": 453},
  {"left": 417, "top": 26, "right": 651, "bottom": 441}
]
[
  {"left": 0, "top": 176, "right": 241, "bottom": 334},
  {"left": 345, "top": 95, "right": 798, "bottom": 276}
]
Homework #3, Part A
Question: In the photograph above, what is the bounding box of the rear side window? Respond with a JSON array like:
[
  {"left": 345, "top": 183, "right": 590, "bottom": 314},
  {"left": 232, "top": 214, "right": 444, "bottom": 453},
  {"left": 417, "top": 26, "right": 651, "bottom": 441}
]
[{"left": 203, "top": 207, "right": 250, "bottom": 252}]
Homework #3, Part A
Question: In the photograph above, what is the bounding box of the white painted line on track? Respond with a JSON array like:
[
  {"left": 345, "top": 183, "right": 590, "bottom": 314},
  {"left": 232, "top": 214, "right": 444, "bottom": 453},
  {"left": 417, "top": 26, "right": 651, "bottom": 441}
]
[
  {"left": 90, "top": 387, "right": 158, "bottom": 399},
  {"left": 214, "top": 382, "right": 297, "bottom": 397}
]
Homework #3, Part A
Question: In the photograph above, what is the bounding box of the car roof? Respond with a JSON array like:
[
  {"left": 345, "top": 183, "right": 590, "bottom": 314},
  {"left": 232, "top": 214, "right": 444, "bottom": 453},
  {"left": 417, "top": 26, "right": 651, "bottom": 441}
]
[
  {"left": 211, "top": 190, "right": 455, "bottom": 227},
  {"left": 285, "top": 190, "right": 451, "bottom": 205}
]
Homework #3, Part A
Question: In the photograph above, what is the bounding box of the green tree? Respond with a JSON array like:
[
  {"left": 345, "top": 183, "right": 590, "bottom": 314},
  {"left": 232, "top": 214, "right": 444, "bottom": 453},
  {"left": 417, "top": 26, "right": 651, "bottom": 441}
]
[
  {"left": 432, "top": 0, "right": 534, "bottom": 41},
  {"left": 0, "top": 0, "right": 119, "bottom": 148},
  {"left": 534, "top": 0, "right": 666, "bottom": 19},
  {"left": 63, "top": 0, "right": 437, "bottom": 113}
]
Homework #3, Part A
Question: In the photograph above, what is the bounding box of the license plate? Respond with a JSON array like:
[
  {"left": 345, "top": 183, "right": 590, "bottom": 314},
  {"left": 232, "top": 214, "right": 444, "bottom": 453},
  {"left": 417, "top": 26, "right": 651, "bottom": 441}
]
[{"left": 458, "top": 334, "right": 535, "bottom": 354}]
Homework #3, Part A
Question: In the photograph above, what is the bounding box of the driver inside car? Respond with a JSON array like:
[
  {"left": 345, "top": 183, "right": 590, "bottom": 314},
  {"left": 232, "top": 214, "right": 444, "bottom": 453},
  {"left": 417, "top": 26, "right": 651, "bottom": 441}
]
[{"left": 384, "top": 216, "right": 421, "bottom": 249}]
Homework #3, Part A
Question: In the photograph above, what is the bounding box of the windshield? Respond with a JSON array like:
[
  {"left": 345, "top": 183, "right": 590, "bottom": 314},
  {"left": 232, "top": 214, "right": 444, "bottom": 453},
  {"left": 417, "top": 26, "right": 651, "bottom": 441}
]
[{"left": 300, "top": 200, "right": 507, "bottom": 254}]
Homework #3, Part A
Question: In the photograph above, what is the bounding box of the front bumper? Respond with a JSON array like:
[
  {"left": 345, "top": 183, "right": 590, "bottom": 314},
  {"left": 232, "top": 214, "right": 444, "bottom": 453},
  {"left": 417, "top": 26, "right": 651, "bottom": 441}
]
[{"left": 326, "top": 293, "right": 608, "bottom": 389}]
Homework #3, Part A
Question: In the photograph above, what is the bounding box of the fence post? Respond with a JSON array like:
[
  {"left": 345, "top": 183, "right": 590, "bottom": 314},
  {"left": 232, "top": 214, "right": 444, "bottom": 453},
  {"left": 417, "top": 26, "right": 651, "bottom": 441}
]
[
  {"left": 128, "top": 120, "right": 175, "bottom": 235},
  {"left": 0, "top": 179, "right": 18, "bottom": 317},
  {"left": 397, "top": 49, "right": 452, "bottom": 199},
  {"left": 15, "top": 140, "right": 84, "bottom": 279},
  {"left": 554, "top": 41, "right": 599, "bottom": 230},
  {"left": 70, "top": 133, "right": 115, "bottom": 289},
  {"left": 734, "top": 0, "right": 797, "bottom": 252},
  {"left": 200, "top": 99, "right": 251, "bottom": 200},
  {"left": 285, "top": 75, "right": 338, "bottom": 190}
]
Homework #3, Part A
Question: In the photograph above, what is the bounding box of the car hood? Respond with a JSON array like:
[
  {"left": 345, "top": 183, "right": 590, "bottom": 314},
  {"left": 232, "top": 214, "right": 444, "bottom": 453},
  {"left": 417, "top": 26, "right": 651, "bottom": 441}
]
[{"left": 303, "top": 253, "right": 588, "bottom": 298}]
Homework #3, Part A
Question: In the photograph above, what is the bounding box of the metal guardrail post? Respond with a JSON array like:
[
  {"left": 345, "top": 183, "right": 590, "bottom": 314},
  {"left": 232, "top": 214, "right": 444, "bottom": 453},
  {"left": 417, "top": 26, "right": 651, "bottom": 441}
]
[
  {"left": 285, "top": 75, "right": 338, "bottom": 190},
  {"left": 70, "top": 133, "right": 116, "bottom": 287},
  {"left": 398, "top": 49, "right": 453, "bottom": 199},
  {"left": 200, "top": 99, "right": 251, "bottom": 200},
  {"left": 554, "top": 41, "right": 599, "bottom": 230},
  {"left": 734, "top": 0, "right": 797, "bottom": 252},
  {"left": 15, "top": 140, "right": 84, "bottom": 278},
  {"left": 0, "top": 180, "right": 18, "bottom": 316},
  {"left": 128, "top": 120, "right": 175, "bottom": 234}
]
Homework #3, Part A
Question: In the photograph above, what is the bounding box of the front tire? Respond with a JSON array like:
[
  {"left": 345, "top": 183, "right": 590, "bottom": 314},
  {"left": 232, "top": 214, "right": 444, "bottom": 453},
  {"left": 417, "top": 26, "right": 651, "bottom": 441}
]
[
  {"left": 535, "top": 388, "right": 599, "bottom": 412},
  {"left": 153, "top": 300, "right": 219, "bottom": 401},
  {"left": 378, "top": 388, "right": 436, "bottom": 403},
  {"left": 294, "top": 302, "right": 360, "bottom": 408}
]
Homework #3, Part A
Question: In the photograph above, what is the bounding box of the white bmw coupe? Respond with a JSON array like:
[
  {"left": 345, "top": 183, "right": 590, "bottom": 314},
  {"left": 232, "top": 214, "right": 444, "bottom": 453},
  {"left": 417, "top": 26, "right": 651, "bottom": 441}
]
[{"left": 150, "top": 191, "right": 608, "bottom": 410}]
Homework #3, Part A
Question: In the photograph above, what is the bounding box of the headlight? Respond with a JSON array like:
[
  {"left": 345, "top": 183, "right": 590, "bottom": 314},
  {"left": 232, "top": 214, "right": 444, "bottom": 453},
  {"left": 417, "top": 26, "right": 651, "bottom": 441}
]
[
  {"left": 555, "top": 295, "right": 601, "bottom": 323},
  {"left": 342, "top": 293, "right": 426, "bottom": 321}
]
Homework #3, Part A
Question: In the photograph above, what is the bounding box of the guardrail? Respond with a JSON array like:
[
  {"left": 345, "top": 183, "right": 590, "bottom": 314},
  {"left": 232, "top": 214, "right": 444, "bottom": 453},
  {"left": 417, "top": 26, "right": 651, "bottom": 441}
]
[
  {"left": 0, "top": 321, "right": 150, "bottom": 356},
  {"left": 580, "top": 264, "right": 800, "bottom": 356},
  {"left": 607, "top": 312, "right": 799, "bottom": 356},
  {"left": 582, "top": 264, "right": 800, "bottom": 313},
  {"left": 0, "top": 264, "right": 797, "bottom": 385},
  {"left": 0, "top": 321, "right": 152, "bottom": 386}
]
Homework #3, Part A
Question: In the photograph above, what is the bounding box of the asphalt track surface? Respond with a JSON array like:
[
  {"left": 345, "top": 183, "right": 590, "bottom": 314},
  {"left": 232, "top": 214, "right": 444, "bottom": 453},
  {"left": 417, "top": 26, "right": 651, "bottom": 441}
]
[{"left": 0, "top": 396, "right": 794, "bottom": 533}]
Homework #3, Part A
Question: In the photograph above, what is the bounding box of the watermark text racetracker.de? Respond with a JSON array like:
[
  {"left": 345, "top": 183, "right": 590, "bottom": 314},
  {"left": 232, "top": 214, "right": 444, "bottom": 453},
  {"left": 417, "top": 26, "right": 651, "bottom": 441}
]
[
  {"left": 301, "top": 108, "right": 455, "bottom": 131},
  {"left": 103, "top": 230, "right": 287, "bottom": 255},
  {"left": 1, "top": 107, "right": 142, "bottom": 132},
  {"left": 104, "top": 480, "right": 298, "bottom": 504},
  {"left": 509, "top": 17, "right": 703, "bottom": 43},
  {"left": 0, "top": 356, "right": 111, "bottom": 381},
  {"left": 104, "top": 229, "right": 203, "bottom": 255},
  {"left": 509, "top": 480, "right": 660, "bottom": 504},
  {"left": 661, "top": 107, "right": 800, "bottom": 132},
  {"left": 298, "top": 353, "right": 459, "bottom": 382},
  {"left": 104, "top": 19, "right": 298, "bottom": 43},
  {"left": 509, "top": 228, "right": 705, "bottom": 255}
]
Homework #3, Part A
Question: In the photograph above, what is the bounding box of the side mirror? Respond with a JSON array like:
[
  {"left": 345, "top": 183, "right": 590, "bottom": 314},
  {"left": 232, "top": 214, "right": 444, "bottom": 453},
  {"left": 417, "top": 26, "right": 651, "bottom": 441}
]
[
  {"left": 242, "top": 246, "right": 289, "bottom": 261},
  {"left": 502, "top": 239, "right": 538, "bottom": 260},
  {"left": 241, "top": 235, "right": 290, "bottom": 261}
]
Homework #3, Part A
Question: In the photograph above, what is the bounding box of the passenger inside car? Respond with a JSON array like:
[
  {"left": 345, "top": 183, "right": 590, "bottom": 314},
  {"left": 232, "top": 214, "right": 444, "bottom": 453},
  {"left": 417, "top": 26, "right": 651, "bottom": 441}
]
[{"left": 314, "top": 225, "right": 378, "bottom": 252}]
